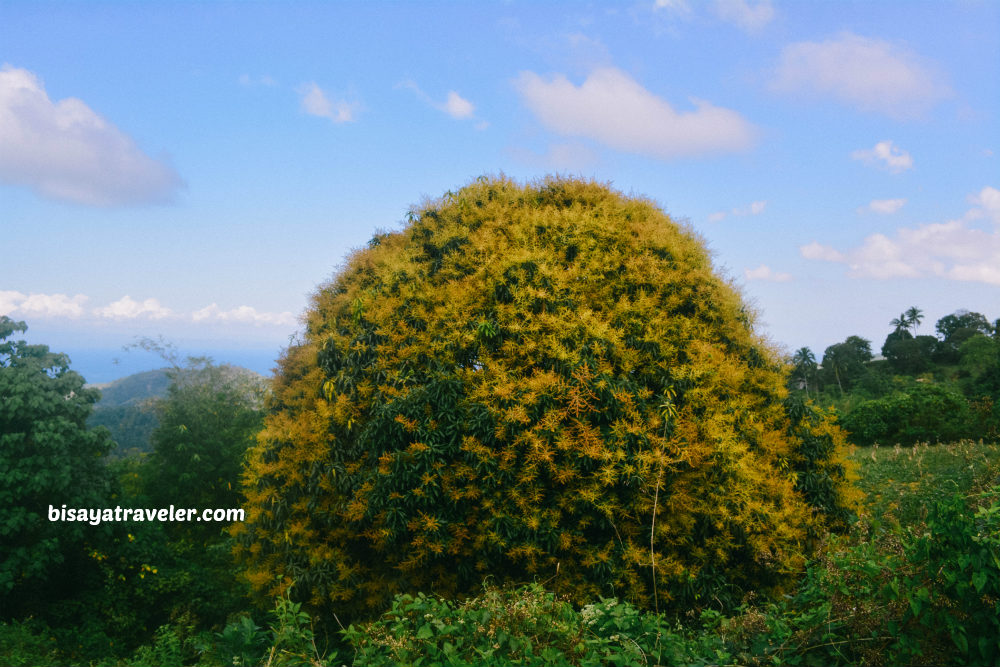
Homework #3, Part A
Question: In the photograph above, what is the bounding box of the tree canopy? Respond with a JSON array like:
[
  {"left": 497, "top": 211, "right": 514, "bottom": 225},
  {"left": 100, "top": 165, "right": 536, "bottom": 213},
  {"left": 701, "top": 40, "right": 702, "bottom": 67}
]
[
  {"left": 0, "top": 316, "right": 112, "bottom": 613},
  {"left": 236, "top": 176, "right": 857, "bottom": 620},
  {"left": 144, "top": 359, "right": 266, "bottom": 538}
]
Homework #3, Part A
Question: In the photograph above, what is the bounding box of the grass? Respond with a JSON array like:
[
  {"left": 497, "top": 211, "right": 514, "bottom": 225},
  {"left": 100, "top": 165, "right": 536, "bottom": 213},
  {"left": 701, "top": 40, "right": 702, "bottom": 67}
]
[{"left": 850, "top": 439, "right": 1000, "bottom": 528}]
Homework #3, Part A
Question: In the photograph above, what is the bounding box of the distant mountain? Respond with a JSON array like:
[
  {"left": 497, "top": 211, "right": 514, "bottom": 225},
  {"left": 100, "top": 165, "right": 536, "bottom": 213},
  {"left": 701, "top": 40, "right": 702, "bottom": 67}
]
[
  {"left": 87, "top": 365, "right": 265, "bottom": 458},
  {"left": 90, "top": 368, "right": 172, "bottom": 407}
]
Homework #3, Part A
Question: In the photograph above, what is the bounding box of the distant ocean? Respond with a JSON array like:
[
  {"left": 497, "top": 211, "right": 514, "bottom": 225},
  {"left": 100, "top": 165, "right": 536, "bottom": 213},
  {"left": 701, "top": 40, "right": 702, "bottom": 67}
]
[{"left": 60, "top": 347, "right": 284, "bottom": 385}]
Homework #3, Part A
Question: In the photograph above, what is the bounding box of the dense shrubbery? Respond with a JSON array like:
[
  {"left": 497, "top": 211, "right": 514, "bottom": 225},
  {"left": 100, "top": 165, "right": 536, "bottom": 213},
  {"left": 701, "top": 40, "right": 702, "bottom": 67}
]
[
  {"left": 733, "top": 481, "right": 1000, "bottom": 666},
  {"left": 236, "top": 176, "right": 857, "bottom": 622},
  {"left": 839, "top": 384, "right": 972, "bottom": 446},
  {"left": 37, "top": 460, "right": 993, "bottom": 666},
  {"left": 342, "top": 584, "right": 733, "bottom": 667}
]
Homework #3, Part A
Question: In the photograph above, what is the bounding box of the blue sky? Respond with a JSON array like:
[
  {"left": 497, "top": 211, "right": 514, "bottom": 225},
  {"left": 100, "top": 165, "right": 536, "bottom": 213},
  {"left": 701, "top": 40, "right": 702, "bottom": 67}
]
[{"left": 2, "top": 1, "right": 998, "bottom": 383}]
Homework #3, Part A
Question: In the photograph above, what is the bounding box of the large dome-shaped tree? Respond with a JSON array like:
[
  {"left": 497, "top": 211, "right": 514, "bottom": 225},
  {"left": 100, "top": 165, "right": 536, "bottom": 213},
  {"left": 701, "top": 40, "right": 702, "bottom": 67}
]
[{"left": 236, "top": 176, "right": 856, "bottom": 619}]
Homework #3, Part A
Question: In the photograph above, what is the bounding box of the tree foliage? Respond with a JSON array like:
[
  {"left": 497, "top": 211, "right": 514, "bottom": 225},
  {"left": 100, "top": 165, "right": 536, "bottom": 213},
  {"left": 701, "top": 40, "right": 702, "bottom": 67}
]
[
  {"left": 820, "top": 336, "right": 872, "bottom": 395},
  {"left": 144, "top": 358, "right": 266, "bottom": 524},
  {"left": 935, "top": 309, "right": 993, "bottom": 344},
  {"left": 0, "top": 317, "right": 112, "bottom": 614},
  {"left": 236, "top": 176, "right": 857, "bottom": 620},
  {"left": 790, "top": 347, "right": 817, "bottom": 395},
  {"left": 882, "top": 333, "right": 937, "bottom": 375}
]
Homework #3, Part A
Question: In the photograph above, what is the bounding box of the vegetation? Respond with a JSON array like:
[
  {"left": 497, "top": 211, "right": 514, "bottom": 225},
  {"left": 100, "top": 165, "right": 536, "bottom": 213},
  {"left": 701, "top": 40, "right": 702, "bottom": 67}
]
[
  {"left": 87, "top": 369, "right": 172, "bottom": 458},
  {"left": 4, "top": 436, "right": 995, "bottom": 666},
  {"left": 143, "top": 358, "right": 266, "bottom": 526},
  {"left": 3, "top": 179, "right": 999, "bottom": 666},
  {"left": 0, "top": 321, "right": 265, "bottom": 663},
  {"left": 236, "top": 176, "right": 857, "bottom": 623},
  {"left": 788, "top": 307, "right": 1000, "bottom": 447},
  {"left": 0, "top": 316, "right": 113, "bottom": 617}
]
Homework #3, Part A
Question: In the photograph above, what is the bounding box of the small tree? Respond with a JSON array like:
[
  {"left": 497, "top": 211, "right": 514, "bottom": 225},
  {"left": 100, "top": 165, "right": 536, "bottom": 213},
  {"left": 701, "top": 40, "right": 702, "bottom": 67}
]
[
  {"left": 935, "top": 309, "right": 992, "bottom": 341},
  {"left": 821, "top": 336, "right": 872, "bottom": 396},
  {"left": 144, "top": 357, "right": 266, "bottom": 536},
  {"left": 790, "top": 347, "right": 817, "bottom": 396},
  {"left": 904, "top": 306, "right": 923, "bottom": 335},
  {"left": 0, "top": 317, "right": 112, "bottom": 615},
  {"left": 890, "top": 313, "right": 909, "bottom": 334}
]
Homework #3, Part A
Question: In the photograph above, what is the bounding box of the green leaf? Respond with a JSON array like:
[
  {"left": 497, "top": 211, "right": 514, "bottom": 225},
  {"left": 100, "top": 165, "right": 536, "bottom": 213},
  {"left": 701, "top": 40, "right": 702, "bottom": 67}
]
[
  {"left": 952, "top": 629, "right": 968, "bottom": 654},
  {"left": 972, "top": 570, "right": 987, "bottom": 593}
]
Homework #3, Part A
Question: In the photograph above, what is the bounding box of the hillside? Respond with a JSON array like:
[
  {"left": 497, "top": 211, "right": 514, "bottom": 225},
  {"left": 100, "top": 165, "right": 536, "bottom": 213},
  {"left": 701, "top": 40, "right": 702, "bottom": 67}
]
[
  {"left": 87, "top": 365, "right": 265, "bottom": 457},
  {"left": 89, "top": 368, "right": 172, "bottom": 407}
]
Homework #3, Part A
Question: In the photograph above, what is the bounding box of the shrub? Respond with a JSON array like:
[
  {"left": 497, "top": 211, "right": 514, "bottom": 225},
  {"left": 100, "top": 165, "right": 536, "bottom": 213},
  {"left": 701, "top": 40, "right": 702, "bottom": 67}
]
[
  {"left": 236, "top": 176, "right": 857, "bottom": 620},
  {"left": 728, "top": 483, "right": 1000, "bottom": 666},
  {"left": 343, "top": 583, "right": 731, "bottom": 667},
  {"left": 0, "top": 619, "right": 62, "bottom": 667},
  {"left": 209, "top": 615, "right": 270, "bottom": 667},
  {"left": 840, "top": 384, "right": 972, "bottom": 446}
]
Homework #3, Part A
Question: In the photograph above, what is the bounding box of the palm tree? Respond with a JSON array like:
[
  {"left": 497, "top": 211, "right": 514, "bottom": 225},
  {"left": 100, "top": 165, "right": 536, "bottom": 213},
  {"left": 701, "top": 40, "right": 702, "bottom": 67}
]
[
  {"left": 905, "top": 306, "right": 923, "bottom": 335},
  {"left": 890, "top": 313, "right": 909, "bottom": 333},
  {"left": 791, "top": 346, "right": 817, "bottom": 396}
]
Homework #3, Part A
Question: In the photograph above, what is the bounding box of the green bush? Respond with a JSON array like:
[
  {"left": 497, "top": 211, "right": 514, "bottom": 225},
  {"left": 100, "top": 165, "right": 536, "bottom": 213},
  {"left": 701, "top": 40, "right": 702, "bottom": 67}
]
[
  {"left": 0, "top": 619, "right": 61, "bottom": 667},
  {"left": 726, "top": 483, "right": 1000, "bottom": 666},
  {"left": 840, "top": 384, "right": 972, "bottom": 446},
  {"left": 342, "top": 583, "right": 730, "bottom": 667},
  {"left": 210, "top": 615, "right": 270, "bottom": 667},
  {"left": 263, "top": 593, "right": 326, "bottom": 667},
  {"left": 129, "top": 624, "right": 187, "bottom": 667}
]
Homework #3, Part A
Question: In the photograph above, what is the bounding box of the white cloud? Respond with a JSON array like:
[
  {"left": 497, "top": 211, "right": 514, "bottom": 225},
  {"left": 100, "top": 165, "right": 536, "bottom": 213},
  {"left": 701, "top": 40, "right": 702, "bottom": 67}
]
[
  {"left": 745, "top": 264, "right": 791, "bottom": 282},
  {"left": 654, "top": 0, "right": 691, "bottom": 13},
  {"left": 770, "top": 33, "right": 949, "bottom": 117},
  {"left": 851, "top": 140, "right": 913, "bottom": 173},
  {"left": 0, "top": 65, "right": 183, "bottom": 206},
  {"left": 802, "top": 187, "right": 1000, "bottom": 285},
  {"left": 736, "top": 200, "right": 767, "bottom": 216},
  {"left": 713, "top": 0, "right": 774, "bottom": 32},
  {"left": 515, "top": 67, "right": 757, "bottom": 159},
  {"left": 94, "top": 296, "right": 171, "bottom": 320},
  {"left": 193, "top": 303, "right": 296, "bottom": 327},
  {"left": 297, "top": 82, "right": 358, "bottom": 123},
  {"left": 239, "top": 74, "right": 277, "bottom": 87},
  {"left": 2, "top": 290, "right": 299, "bottom": 328},
  {"left": 863, "top": 198, "right": 907, "bottom": 215},
  {"left": 708, "top": 200, "right": 766, "bottom": 221},
  {"left": 800, "top": 242, "right": 846, "bottom": 262},
  {"left": 0, "top": 290, "right": 26, "bottom": 316},
  {"left": 399, "top": 81, "right": 481, "bottom": 122},
  {"left": 2, "top": 292, "right": 89, "bottom": 318},
  {"left": 441, "top": 91, "right": 475, "bottom": 119},
  {"left": 969, "top": 186, "right": 1000, "bottom": 224}
]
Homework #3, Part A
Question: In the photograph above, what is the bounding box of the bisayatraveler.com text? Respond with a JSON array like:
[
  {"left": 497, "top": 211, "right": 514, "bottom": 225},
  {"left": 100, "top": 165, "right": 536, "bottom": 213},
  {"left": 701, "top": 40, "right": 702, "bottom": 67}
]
[{"left": 49, "top": 504, "right": 244, "bottom": 526}]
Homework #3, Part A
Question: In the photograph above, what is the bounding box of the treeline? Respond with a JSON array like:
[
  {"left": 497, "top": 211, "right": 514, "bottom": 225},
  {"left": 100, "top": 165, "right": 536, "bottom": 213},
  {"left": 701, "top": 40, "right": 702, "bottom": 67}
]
[
  {"left": 789, "top": 308, "right": 1000, "bottom": 445},
  {"left": 0, "top": 318, "right": 266, "bottom": 662}
]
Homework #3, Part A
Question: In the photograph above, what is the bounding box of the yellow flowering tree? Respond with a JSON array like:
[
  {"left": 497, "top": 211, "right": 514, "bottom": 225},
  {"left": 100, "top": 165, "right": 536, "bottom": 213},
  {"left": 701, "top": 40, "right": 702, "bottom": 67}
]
[{"left": 235, "top": 176, "right": 857, "bottom": 620}]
